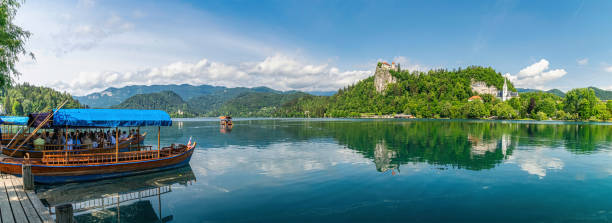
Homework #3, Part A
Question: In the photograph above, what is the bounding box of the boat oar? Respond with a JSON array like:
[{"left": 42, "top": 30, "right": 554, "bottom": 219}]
[
  {"left": 8, "top": 100, "right": 69, "bottom": 157},
  {"left": 6, "top": 109, "right": 53, "bottom": 150}
]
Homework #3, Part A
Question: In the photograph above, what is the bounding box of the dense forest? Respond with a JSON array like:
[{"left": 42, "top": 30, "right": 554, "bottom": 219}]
[
  {"left": 275, "top": 66, "right": 612, "bottom": 121},
  {"left": 0, "top": 83, "right": 84, "bottom": 116},
  {"left": 111, "top": 91, "right": 196, "bottom": 117},
  {"left": 113, "top": 90, "right": 310, "bottom": 117}
]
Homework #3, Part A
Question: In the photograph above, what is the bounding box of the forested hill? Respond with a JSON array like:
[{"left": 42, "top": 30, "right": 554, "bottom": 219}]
[
  {"left": 75, "top": 84, "right": 329, "bottom": 108},
  {"left": 516, "top": 87, "right": 612, "bottom": 99},
  {"left": 278, "top": 66, "right": 514, "bottom": 117},
  {"left": 112, "top": 90, "right": 311, "bottom": 117},
  {"left": 1, "top": 83, "right": 84, "bottom": 116},
  {"left": 276, "top": 66, "right": 612, "bottom": 121},
  {"left": 588, "top": 87, "right": 612, "bottom": 100},
  {"left": 111, "top": 91, "right": 195, "bottom": 117}
]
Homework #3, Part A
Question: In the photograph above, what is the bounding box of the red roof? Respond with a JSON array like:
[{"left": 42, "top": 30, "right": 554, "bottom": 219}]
[
  {"left": 468, "top": 95, "right": 482, "bottom": 101},
  {"left": 382, "top": 62, "right": 390, "bottom": 65}
]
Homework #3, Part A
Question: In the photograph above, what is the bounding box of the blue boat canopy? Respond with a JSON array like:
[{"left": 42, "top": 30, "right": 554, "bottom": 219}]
[
  {"left": 52, "top": 109, "right": 172, "bottom": 127},
  {"left": 0, "top": 116, "right": 29, "bottom": 125}
]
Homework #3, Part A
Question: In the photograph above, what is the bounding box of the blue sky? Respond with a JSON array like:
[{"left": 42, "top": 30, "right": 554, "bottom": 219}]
[{"left": 15, "top": 0, "right": 612, "bottom": 95}]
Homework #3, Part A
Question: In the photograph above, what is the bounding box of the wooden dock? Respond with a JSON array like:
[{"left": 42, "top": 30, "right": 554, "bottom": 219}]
[{"left": 0, "top": 173, "right": 54, "bottom": 223}]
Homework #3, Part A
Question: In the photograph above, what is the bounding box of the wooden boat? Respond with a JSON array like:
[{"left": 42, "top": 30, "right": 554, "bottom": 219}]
[
  {"left": 0, "top": 109, "right": 196, "bottom": 184},
  {"left": 1, "top": 132, "right": 147, "bottom": 158},
  {"left": 220, "top": 116, "right": 233, "bottom": 127},
  {"left": 0, "top": 143, "right": 195, "bottom": 184}
]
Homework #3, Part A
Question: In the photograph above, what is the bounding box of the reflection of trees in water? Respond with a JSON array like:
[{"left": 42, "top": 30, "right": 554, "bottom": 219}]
[
  {"left": 327, "top": 121, "right": 612, "bottom": 172},
  {"left": 328, "top": 121, "right": 518, "bottom": 171},
  {"left": 151, "top": 120, "right": 612, "bottom": 172}
]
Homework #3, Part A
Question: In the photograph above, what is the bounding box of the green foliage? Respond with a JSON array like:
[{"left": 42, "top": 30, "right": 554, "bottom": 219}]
[
  {"left": 535, "top": 111, "right": 548, "bottom": 121},
  {"left": 111, "top": 91, "right": 197, "bottom": 117},
  {"left": 463, "top": 100, "right": 488, "bottom": 119},
  {"left": 564, "top": 88, "right": 599, "bottom": 120},
  {"left": 288, "top": 66, "right": 514, "bottom": 118},
  {"left": 492, "top": 102, "right": 517, "bottom": 119},
  {"left": 114, "top": 90, "right": 310, "bottom": 117},
  {"left": 0, "top": 0, "right": 32, "bottom": 87},
  {"left": 214, "top": 92, "right": 309, "bottom": 117},
  {"left": 587, "top": 87, "right": 612, "bottom": 100},
  {"left": 0, "top": 83, "right": 83, "bottom": 115},
  {"left": 594, "top": 103, "right": 611, "bottom": 121}
]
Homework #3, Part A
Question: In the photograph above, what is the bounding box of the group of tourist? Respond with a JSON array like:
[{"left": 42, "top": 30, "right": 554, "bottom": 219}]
[{"left": 31, "top": 129, "right": 141, "bottom": 150}]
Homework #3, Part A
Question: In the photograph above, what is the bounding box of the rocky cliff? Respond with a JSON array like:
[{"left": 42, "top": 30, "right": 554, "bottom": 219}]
[{"left": 374, "top": 62, "right": 398, "bottom": 93}]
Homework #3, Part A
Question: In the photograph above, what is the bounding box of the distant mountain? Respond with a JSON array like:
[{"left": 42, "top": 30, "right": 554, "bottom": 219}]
[
  {"left": 306, "top": 91, "right": 337, "bottom": 96},
  {"left": 214, "top": 91, "right": 310, "bottom": 117},
  {"left": 75, "top": 84, "right": 306, "bottom": 108},
  {"left": 546, "top": 89, "right": 565, "bottom": 98},
  {"left": 516, "top": 87, "right": 612, "bottom": 100},
  {"left": 112, "top": 90, "right": 311, "bottom": 117},
  {"left": 111, "top": 91, "right": 195, "bottom": 117},
  {"left": 588, "top": 87, "right": 612, "bottom": 100},
  {"left": 516, "top": 88, "right": 565, "bottom": 97}
]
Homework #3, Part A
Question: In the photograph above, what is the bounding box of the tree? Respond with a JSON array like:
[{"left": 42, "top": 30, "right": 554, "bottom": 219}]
[
  {"left": 535, "top": 111, "right": 548, "bottom": 121},
  {"left": 463, "top": 101, "right": 487, "bottom": 119},
  {"left": 11, "top": 100, "right": 21, "bottom": 115},
  {"left": 492, "top": 102, "right": 517, "bottom": 119},
  {"left": 0, "top": 0, "right": 33, "bottom": 87},
  {"left": 594, "top": 103, "right": 611, "bottom": 121},
  {"left": 564, "top": 88, "right": 599, "bottom": 120}
]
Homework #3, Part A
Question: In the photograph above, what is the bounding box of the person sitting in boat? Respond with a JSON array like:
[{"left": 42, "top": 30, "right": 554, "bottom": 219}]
[
  {"left": 110, "top": 131, "right": 117, "bottom": 145},
  {"left": 66, "top": 133, "right": 74, "bottom": 150},
  {"left": 82, "top": 133, "right": 92, "bottom": 149},
  {"left": 33, "top": 133, "right": 45, "bottom": 151},
  {"left": 75, "top": 133, "right": 82, "bottom": 149},
  {"left": 91, "top": 134, "right": 99, "bottom": 148},
  {"left": 44, "top": 131, "right": 52, "bottom": 145},
  {"left": 119, "top": 131, "right": 128, "bottom": 141}
]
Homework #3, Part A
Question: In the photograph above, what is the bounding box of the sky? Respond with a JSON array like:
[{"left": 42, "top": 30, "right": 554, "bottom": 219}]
[{"left": 13, "top": 0, "right": 612, "bottom": 96}]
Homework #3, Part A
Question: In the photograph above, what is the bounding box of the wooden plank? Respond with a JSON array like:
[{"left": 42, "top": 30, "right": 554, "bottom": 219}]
[
  {"left": 0, "top": 176, "right": 16, "bottom": 223},
  {"left": 25, "top": 190, "right": 54, "bottom": 223},
  {"left": 4, "top": 176, "right": 28, "bottom": 223},
  {"left": 10, "top": 178, "right": 42, "bottom": 223}
]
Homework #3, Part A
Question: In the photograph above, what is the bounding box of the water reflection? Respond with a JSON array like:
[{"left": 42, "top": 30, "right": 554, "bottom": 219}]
[
  {"left": 148, "top": 119, "right": 612, "bottom": 176},
  {"left": 37, "top": 166, "right": 196, "bottom": 222},
  {"left": 36, "top": 120, "right": 612, "bottom": 222}
]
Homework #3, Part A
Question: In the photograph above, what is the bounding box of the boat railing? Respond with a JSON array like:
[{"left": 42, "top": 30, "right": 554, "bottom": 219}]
[
  {"left": 49, "top": 186, "right": 172, "bottom": 215},
  {"left": 41, "top": 145, "right": 185, "bottom": 165}
]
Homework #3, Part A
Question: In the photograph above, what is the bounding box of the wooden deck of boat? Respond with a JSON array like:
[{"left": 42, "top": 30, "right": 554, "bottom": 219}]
[{"left": 0, "top": 173, "right": 54, "bottom": 223}]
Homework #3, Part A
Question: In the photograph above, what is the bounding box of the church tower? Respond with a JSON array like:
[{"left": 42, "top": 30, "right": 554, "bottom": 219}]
[{"left": 502, "top": 78, "right": 508, "bottom": 102}]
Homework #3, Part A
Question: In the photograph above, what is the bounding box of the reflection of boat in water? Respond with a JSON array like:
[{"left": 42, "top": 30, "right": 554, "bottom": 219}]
[{"left": 37, "top": 165, "right": 196, "bottom": 222}]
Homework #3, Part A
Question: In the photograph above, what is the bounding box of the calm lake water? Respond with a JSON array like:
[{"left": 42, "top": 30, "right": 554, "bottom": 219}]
[{"left": 36, "top": 119, "right": 612, "bottom": 222}]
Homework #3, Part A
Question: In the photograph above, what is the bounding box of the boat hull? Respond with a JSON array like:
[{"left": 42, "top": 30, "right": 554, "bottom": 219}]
[{"left": 0, "top": 147, "right": 194, "bottom": 184}]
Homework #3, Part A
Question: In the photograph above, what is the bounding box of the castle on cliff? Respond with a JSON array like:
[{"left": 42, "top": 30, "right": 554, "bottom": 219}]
[{"left": 374, "top": 62, "right": 400, "bottom": 93}]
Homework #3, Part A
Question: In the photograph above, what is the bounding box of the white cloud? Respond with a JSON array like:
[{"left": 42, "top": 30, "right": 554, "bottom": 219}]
[
  {"left": 53, "top": 14, "right": 134, "bottom": 55},
  {"left": 577, "top": 58, "right": 588, "bottom": 65},
  {"left": 50, "top": 53, "right": 373, "bottom": 95},
  {"left": 504, "top": 59, "right": 567, "bottom": 89},
  {"left": 392, "top": 56, "right": 428, "bottom": 72},
  {"left": 605, "top": 66, "right": 612, "bottom": 73},
  {"left": 506, "top": 148, "right": 564, "bottom": 179}
]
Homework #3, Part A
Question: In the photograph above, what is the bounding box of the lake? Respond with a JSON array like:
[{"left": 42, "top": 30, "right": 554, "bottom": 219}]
[{"left": 36, "top": 119, "right": 612, "bottom": 222}]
